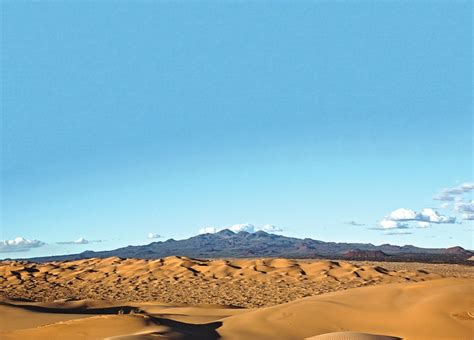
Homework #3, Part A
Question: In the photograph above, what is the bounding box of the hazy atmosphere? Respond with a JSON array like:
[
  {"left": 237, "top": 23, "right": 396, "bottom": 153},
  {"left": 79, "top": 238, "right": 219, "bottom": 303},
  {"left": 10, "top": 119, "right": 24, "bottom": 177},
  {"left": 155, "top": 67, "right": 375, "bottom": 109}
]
[{"left": 1, "top": 2, "right": 472, "bottom": 258}]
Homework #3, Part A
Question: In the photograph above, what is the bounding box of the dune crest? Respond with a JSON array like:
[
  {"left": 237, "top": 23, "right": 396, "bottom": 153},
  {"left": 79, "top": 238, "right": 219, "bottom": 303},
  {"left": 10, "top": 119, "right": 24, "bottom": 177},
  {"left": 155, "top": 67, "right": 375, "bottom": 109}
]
[
  {"left": 306, "top": 332, "right": 401, "bottom": 340},
  {"left": 1, "top": 256, "right": 443, "bottom": 307},
  {"left": 1, "top": 278, "right": 472, "bottom": 339},
  {"left": 217, "top": 278, "right": 474, "bottom": 339}
]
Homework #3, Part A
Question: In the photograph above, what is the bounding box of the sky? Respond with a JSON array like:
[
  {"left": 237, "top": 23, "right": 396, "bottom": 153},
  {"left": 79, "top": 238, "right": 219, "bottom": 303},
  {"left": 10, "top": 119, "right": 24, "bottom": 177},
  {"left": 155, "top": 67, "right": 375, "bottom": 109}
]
[{"left": 1, "top": 1, "right": 472, "bottom": 258}]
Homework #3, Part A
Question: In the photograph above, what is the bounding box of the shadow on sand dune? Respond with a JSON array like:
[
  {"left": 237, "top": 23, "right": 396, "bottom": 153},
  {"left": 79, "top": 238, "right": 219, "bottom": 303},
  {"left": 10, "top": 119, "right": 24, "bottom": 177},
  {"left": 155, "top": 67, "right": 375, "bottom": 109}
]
[
  {"left": 141, "top": 317, "right": 222, "bottom": 339},
  {"left": 1, "top": 301, "right": 223, "bottom": 339},
  {"left": 0, "top": 302, "right": 140, "bottom": 315}
]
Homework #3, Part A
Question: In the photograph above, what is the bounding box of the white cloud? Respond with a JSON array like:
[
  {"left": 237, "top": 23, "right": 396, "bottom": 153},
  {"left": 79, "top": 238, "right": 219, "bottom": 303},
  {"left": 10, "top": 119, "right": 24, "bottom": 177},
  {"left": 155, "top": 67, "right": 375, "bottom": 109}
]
[
  {"left": 198, "top": 223, "right": 283, "bottom": 234},
  {"left": 440, "top": 203, "right": 449, "bottom": 209},
  {"left": 147, "top": 233, "right": 162, "bottom": 239},
  {"left": 461, "top": 183, "right": 474, "bottom": 191},
  {"left": 260, "top": 224, "right": 283, "bottom": 232},
  {"left": 446, "top": 182, "right": 474, "bottom": 194},
  {"left": 443, "top": 188, "right": 464, "bottom": 195},
  {"left": 419, "top": 208, "right": 456, "bottom": 224},
  {"left": 384, "top": 231, "right": 412, "bottom": 235},
  {"left": 434, "top": 182, "right": 474, "bottom": 201},
  {"left": 417, "top": 222, "right": 431, "bottom": 228},
  {"left": 462, "top": 213, "right": 474, "bottom": 221},
  {"left": 455, "top": 200, "right": 474, "bottom": 213},
  {"left": 388, "top": 208, "right": 419, "bottom": 221},
  {"left": 378, "top": 219, "right": 409, "bottom": 229},
  {"left": 229, "top": 223, "right": 255, "bottom": 233},
  {"left": 344, "top": 221, "right": 365, "bottom": 226},
  {"left": 0, "top": 237, "right": 45, "bottom": 253},
  {"left": 56, "top": 237, "right": 102, "bottom": 245},
  {"left": 385, "top": 208, "right": 455, "bottom": 224},
  {"left": 433, "top": 192, "right": 455, "bottom": 201}
]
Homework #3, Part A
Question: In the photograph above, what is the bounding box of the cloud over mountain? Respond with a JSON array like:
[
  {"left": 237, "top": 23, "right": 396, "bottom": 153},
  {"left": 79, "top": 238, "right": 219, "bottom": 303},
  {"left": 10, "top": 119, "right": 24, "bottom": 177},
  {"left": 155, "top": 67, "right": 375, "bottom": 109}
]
[
  {"left": 260, "top": 224, "right": 283, "bottom": 232},
  {"left": 199, "top": 223, "right": 283, "bottom": 234},
  {"left": 228, "top": 223, "right": 255, "bottom": 233}
]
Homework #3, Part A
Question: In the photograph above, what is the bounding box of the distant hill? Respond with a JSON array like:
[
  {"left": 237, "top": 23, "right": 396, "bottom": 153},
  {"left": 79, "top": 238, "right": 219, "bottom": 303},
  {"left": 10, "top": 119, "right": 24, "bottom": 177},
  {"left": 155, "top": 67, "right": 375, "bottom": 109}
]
[
  {"left": 442, "top": 246, "right": 473, "bottom": 256},
  {"left": 343, "top": 250, "right": 390, "bottom": 261},
  {"left": 19, "top": 229, "right": 473, "bottom": 264}
]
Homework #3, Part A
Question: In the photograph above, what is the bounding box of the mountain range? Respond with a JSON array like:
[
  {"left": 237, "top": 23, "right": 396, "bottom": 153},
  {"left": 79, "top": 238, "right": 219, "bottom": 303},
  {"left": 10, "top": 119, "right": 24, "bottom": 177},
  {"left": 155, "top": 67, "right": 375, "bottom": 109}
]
[{"left": 21, "top": 229, "right": 473, "bottom": 264}]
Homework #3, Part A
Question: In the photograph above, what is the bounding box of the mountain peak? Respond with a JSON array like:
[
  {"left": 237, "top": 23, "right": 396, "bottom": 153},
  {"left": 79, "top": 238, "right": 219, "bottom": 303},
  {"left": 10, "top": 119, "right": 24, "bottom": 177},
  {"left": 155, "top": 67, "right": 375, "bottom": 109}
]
[
  {"left": 215, "top": 229, "right": 235, "bottom": 236},
  {"left": 443, "top": 246, "right": 471, "bottom": 255},
  {"left": 22, "top": 232, "right": 472, "bottom": 265}
]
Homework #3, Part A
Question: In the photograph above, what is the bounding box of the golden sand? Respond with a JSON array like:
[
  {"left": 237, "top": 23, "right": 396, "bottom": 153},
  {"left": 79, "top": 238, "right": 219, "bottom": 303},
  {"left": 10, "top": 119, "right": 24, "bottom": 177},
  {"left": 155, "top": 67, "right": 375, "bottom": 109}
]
[{"left": 1, "top": 257, "right": 472, "bottom": 339}]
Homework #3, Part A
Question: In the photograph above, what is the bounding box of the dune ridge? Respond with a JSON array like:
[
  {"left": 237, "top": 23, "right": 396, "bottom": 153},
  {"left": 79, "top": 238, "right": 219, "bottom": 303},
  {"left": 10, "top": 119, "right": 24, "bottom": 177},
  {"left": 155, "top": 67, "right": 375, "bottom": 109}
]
[
  {"left": 0, "top": 256, "right": 444, "bottom": 307},
  {"left": 217, "top": 278, "right": 474, "bottom": 339},
  {"left": 1, "top": 278, "right": 472, "bottom": 339}
]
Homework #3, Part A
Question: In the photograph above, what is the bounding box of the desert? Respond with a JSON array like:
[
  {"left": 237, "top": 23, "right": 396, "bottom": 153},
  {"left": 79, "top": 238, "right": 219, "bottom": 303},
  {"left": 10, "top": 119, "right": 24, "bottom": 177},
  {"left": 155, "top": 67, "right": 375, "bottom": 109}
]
[
  {"left": 1, "top": 256, "right": 473, "bottom": 339},
  {"left": 3, "top": 1, "right": 473, "bottom": 340}
]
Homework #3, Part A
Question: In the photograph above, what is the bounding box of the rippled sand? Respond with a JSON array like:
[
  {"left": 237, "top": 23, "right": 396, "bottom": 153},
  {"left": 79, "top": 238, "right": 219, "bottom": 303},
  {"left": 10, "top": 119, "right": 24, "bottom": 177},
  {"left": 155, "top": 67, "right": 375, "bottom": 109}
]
[
  {"left": 0, "top": 256, "right": 452, "bottom": 307},
  {"left": 1, "top": 257, "right": 472, "bottom": 339}
]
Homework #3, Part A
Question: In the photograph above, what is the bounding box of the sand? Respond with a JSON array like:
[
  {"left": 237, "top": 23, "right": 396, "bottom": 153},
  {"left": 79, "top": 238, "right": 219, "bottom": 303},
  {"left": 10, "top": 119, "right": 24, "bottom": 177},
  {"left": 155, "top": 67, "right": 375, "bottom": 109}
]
[
  {"left": 217, "top": 278, "right": 474, "bottom": 339},
  {"left": 1, "top": 257, "right": 473, "bottom": 339},
  {"left": 0, "top": 256, "right": 453, "bottom": 307}
]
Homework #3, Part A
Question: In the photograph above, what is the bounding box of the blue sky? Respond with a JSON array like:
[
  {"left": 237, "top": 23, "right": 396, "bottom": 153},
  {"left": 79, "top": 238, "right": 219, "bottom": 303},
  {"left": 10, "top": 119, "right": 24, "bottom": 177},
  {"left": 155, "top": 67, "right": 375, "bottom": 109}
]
[{"left": 1, "top": 1, "right": 472, "bottom": 258}]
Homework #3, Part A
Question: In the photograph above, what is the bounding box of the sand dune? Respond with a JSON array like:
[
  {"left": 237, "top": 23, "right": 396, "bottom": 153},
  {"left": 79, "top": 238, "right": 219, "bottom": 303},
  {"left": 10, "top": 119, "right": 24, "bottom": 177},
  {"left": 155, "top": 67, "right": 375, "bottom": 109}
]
[
  {"left": 0, "top": 256, "right": 445, "bottom": 307},
  {"left": 0, "top": 298, "right": 239, "bottom": 340},
  {"left": 217, "top": 278, "right": 474, "bottom": 339},
  {"left": 306, "top": 332, "right": 401, "bottom": 340},
  {"left": 1, "top": 278, "right": 472, "bottom": 339},
  {"left": 1, "top": 257, "right": 472, "bottom": 339}
]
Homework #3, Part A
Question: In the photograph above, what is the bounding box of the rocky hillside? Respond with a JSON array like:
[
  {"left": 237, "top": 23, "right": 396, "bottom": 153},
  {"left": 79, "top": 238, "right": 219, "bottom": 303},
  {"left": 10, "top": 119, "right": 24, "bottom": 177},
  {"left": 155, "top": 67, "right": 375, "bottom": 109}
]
[{"left": 18, "top": 229, "right": 473, "bottom": 264}]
